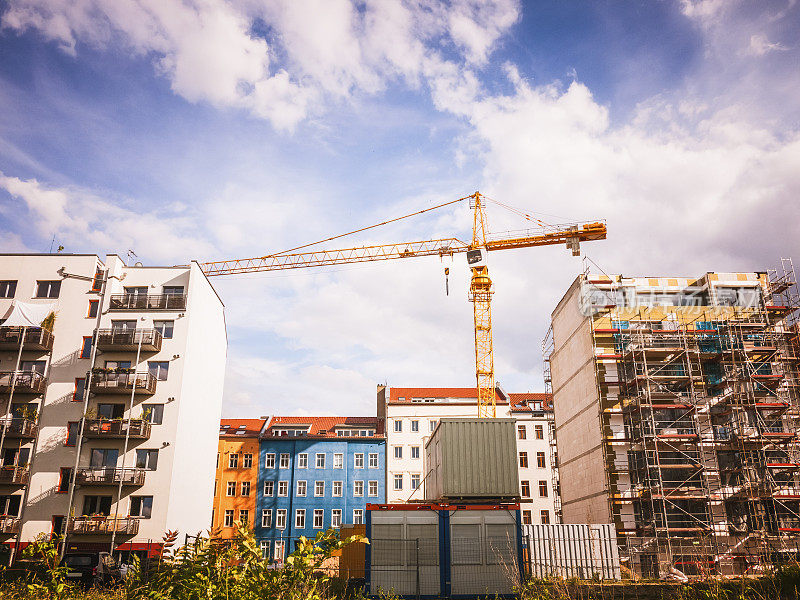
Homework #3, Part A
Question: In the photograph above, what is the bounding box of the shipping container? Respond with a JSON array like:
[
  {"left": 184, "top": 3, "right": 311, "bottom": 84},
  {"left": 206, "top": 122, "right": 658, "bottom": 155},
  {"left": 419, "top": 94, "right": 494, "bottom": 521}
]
[
  {"left": 424, "top": 418, "right": 518, "bottom": 501},
  {"left": 523, "top": 524, "right": 620, "bottom": 580},
  {"left": 366, "top": 502, "right": 523, "bottom": 598}
]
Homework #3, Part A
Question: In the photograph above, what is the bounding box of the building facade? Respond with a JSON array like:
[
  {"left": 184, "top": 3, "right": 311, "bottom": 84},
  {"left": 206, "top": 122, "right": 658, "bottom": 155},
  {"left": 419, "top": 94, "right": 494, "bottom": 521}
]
[
  {"left": 212, "top": 419, "right": 266, "bottom": 538},
  {"left": 256, "top": 416, "right": 385, "bottom": 562},
  {"left": 378, "top": 386, "right": 558, "bottom": 524},
  {"left": 548, "top": 265, "right": 800, "bottom": 576},
  {"left": 0, "top": 253, "right": 226, "bottom": 560}
]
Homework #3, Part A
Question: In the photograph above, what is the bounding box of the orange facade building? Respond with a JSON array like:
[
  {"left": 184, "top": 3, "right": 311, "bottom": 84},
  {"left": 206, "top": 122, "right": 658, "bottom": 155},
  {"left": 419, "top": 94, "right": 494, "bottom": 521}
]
[{"left": 211, "top": 419, "right": 266, "bottom": 539}]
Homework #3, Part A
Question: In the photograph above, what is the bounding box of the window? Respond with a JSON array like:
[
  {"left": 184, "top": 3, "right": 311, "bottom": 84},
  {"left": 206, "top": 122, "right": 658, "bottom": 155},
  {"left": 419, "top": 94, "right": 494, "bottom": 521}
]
[
  {"left": 125, "top": 286, "right": 148, "bottom": 296},
  {"left": 0, "top": 281, "right": 16, "bottom": 298},
  {"left": 521, "top": 480, "right": 530, "bottom": 498},
  {"left": 261, "top": 509, "right": 272, "bottom": 528},
  {"left": 296, "top": 480, "right": 307, "bottom": 497},
  {"left": 297, "top": 453, "right": 308, "bottom": 469},
  {"left": 130, "top": 496, "right": 153, "bottom": 519},
  {"left": 429, "top": 420, "right": 437, "bottom": 432},
  {"left": 82, "top": 495, "right": 112, "bottom": 516},
  {"left": 314, "top": 481, "right": 324, "bottom": 497},
  {"left": 239, "top": 509, "right": 249, "bottom": 525},
  {"left": 73, "top": 378, "right": 85, "bottom": 402},
  {"left": 163, "top": 285, "right": 184, "bottom": 296},
  {"left": 517, "top": 425, "right": 526, "bottom": 440},
  {"left": 538, "top": 480, "right": 548, "bottom": 497},
  {"left": 315, "top": 453, "right": 325, "bottom": 469},
  {"left": 519, "top": 452, "right": 528, "bottom": 468},
  {"left": 368, "top": 481, "right": 378, "bottom": 497},
  {"left": 393, "top": 474, "right": 403, "bottom": 490},
  {"left": 393, "top": 420, "right": 402, "bottom": 432},
  {"left": 393, "top": 447, "right": 403, "bottom": 460},
  {"left": 143, "top": 404, "right": 164, "bottom": 425},
  {"left": 243, "top": 454, "right": 253, "bottom": 468},
  {"left": 57, "top": 468, "right": 72, "bottom": 493},
  {"left": 295, "top": 509, "right": 305, "bottom": 529},
  {"left": 153, "top": 320, "right": 174, "bottom": 339},
  {"left": 354, "top": 481, "right": 364, "bottom": 497},
  {"left": 411, "top": 420, "right": 419, "bottom": 432},
  {"left": 265, "top": 453, "right": 276, "bottom": 468},
  {"left": 369, "top": 453, "right": 379, "bottom": 468},
  {"left": 540, "top": 510, "right": 550, "bottom": 525},
  {"left": 333, "top": 453, "right": 343, "bottom": 469},
  {"left": 87, "top": 300, "right": 99, "bottom": 318},
  {"left": 263, "top": 481, "right": 274, "bottom": 496},
  {"left": 227, "top": 482, "right": 236, "bottom": 496},
  {"left": 313, "top": 509, "right": 323, "bottom": 529},
  {"left": 331, "top": 509, "right": 342, "bottom": 528},
  {"left": 333, "top": 481, "right": 343, "bottom": 497},
  {"left": 279, "top": 454, "right": 290, "bottom": 468},
  {"left": 278, "top": 481, "right": 288, "bottom": 496},
  {"left": 260, "top": 540, "right": 270, "bottom": 559},
  {"left": 80, "top": 336, "right": 92, "bottom": 359},
  {"left": 353, "top": 510, "right": 364, "bottom": 525},
  {"left": 136, "top": 449, "right": 159, "bottom": 470},
  {"left": 276, "top": 509, "right": 287, "bottom": 529},
  {"left": 241, "top": 481, "right": 251, "bottom": 496},
  {"left": 148, "top": 361, "right": 169, "bottom": 381},
  {"left": 411, "top": 446, "right": 420, "bottom": 460},
  {"left": 522, "top": 510, "right": 532, "bottom": 525},
  {"left": 216, "top": 454, "right": 219, "bottom": 469},
  {"left": 228, "top": 454, "right": 239, "bottom": 469},
  {"left": 35, "top": 280, "right": 61, "bottom": 298},
  {"left": 65, "top": 422, "right": 79, "bottom": 446},
  {"left": 224, "top": 510, "right": 234, "bottom": 527},
  {"left": 535, "top": 425, "right": 544, "bottom": 440},
  {"left": 274, "top": 540, "right": 285, "bottom": 561},
  {"left": 411, "top": 473, "right": 420, "bottom": 490},
  {"left": 91, "top": 269, "right": 103, "bottom": 292},
  {"left": 98, "top": 403, "right": 124, "bottom": 419},
  {"left": 354, "top": 453, "right": 364, "bottom": 468},
  {"left": 537, "top": 452, "right": 546, "bottom": 468}
]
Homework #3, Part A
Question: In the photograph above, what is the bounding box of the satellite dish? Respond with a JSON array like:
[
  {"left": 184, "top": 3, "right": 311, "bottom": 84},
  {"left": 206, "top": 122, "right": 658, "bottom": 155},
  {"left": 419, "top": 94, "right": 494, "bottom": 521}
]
[{"left": 134, "top": 262, "right": 143, "bottom": 267}]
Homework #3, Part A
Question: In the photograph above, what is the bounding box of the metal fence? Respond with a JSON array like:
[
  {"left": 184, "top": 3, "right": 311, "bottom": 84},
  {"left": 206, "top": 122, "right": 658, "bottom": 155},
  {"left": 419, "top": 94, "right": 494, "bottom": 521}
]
[{"left": 522, "top": 524, "right": 621, "bottom": 580}]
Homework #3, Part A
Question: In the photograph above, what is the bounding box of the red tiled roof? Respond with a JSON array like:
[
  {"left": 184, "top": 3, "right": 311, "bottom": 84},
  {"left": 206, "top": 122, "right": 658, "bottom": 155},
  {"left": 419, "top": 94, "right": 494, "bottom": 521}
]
[
  {"left": 389, "top": 387, "right": 505, "bottom": 403},
  {"left": 219, "top": 418, "right": 266, "bottom": 437},
  {"left": 266, "top": 416, "right": 385, "bottom": 438},
  {"left": 510, "top": 393, "right": 553, "bottom": 412}
]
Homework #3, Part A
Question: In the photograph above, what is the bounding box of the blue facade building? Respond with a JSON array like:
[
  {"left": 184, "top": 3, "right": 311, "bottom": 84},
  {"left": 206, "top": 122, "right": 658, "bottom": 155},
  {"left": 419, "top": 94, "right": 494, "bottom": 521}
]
[{"left": 256, "top": 416, "right": 385, "bottom": 561}]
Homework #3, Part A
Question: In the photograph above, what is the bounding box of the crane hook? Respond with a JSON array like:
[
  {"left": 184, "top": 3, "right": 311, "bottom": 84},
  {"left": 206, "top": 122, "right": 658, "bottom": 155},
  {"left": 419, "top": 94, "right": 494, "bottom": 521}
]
[{"left": 444, "top": 267, "right": 450, "bottom": 296}]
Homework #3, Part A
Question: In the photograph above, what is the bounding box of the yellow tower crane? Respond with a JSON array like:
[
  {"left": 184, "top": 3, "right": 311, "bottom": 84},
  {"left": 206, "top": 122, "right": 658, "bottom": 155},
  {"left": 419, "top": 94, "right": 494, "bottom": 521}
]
[{"left": 200, "top": 192, "right": 606, "bottom": 418}]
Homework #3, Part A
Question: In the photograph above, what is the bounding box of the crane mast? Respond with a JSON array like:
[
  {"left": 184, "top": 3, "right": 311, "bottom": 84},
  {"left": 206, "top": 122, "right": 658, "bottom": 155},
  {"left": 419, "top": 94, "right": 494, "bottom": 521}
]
[{"left": 200, "top": 192, "right": 607, "bottom": 418}]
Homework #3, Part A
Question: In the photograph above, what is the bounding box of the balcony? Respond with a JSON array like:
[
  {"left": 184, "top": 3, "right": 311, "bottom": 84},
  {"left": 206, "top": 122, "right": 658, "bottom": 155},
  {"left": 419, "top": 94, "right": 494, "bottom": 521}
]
[
  {"left": 0, "top": 327, "right": 54, "bottom": 352},
  {"left": 96, "top": 328, "right": 162, "bottom": 353},
  {"left": 0, "top": 517, "right": 20, "bottom": 535},
  {"left": 0, "top": 467, "right": 28, "bottom": 486},
  {"left": 89, "top": 370, "right": 156, "bottom": 396},
  {"left": 108, "top": 294, "right": 186, "bottom": 311},
  {"left": 0, "top": 371, "right": 46, "bottom": 394},
  {"left": 75, "top": 467, "right": 146, "bottom": 487},
  {"left": 68, "top": 516, "right": 139, "bottom": 536},
  {"left": 83, "top": 419, "right": 151, "bottom": 440},
  {"left": 0, "top": 418, "right": 38, "bottom": 440}
]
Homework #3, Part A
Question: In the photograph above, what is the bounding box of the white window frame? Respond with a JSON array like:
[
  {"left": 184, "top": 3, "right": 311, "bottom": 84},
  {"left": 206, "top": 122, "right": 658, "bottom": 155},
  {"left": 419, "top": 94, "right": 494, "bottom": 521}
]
[
  {"left": 297, "top": 453, "right": 308, "bottom": 469},
  {"left": 314, "top": 481, "right": 324, "bottom": 497},
  {"left": 279, "top": 454, "right": 290, "bottom": 468},
  {"left": 393, "top": 474, "right": 403, "bottom": 490},
  {"left": 353, "top": 509, "right": 364, "bottom": 525},
  {"left": 411, "top": 473, "right": 421, "bottom": 490},
  {"left": 354, "top": 480, "right": 364, "bottom": 497},
  {"left": 228, "top": 454, "right": 238, "bottom": 469},
  {"left": 368, "top": 480, "right": 378, "bottom": 497},
  {"left": 332, "top": 481, "right": 343, "bottom": 497},
  {"left": 265, "top": 453, "right": 275, "bottom": 468},
  {"left": 243, "top": 453, "right": 253, "bottom": 468},
  {"left": 411, "top": 446, "right": 420, "bottom": 459},
  {"left": 261, "top": 509, "right": 272, "bottom": 528},
  {"left": 331, "top": 509, "right": 342, "bottom": 528},
  {"left": 278, "top": 481, "right": 289, "bottom": 497},
  {"left": 263, "top": 480, "right": 274, "bottom": 496},
  {"left": 411, "top": 420, "right": 419, "bottom": 432},
  {"left": 295, "top": 509, "right": 305, "bottom": 529},
  {"left": 354, "top": 453, "right": 364, "bottom": 468},
  {"left": 241, "top": 481, "right": 251, "bottom": 496},
  {"left": 296, "top": 480, "right": 307, "bottom": 497},
  {"left": 260, "top": 540, "right": 270, "bottom": 560},
  {"left": 226, "top": 481, "right": 236, "bottom": 496},
  {"left": 368, "top": 453, "right": 378, "bottom": 468},
  {"left": 224, "top": 509, "right": 234, "bottom": 527},
  {"left": 276, "top": 509, "right": 287, "bottom": 529},
  {"left": 315, "top": 453, "right": 326, "bottom": 469},
  {"left": 313, "top": 509, "right": 324, "bottom": 529},
  {"left": 333, "top": 453, "right": 343, "bottom": 469},
  {"left": 393, "top": 420, "right": 402, "bottom": 432},
  {"left": 393, "top": 446, "right": 403, "bottom": 460}
]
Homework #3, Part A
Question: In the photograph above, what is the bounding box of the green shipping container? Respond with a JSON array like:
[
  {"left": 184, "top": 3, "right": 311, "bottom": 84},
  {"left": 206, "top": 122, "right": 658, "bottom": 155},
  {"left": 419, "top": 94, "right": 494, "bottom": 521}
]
[{"left": 424, "top": 418, "right": 519, "bottom": 501}]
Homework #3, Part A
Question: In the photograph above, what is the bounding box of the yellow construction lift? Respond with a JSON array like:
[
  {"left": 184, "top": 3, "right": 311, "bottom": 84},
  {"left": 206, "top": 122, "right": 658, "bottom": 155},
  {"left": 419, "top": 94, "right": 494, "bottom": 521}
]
[{"left": 201, "top": 192, "right": 606, "bottom": 418}]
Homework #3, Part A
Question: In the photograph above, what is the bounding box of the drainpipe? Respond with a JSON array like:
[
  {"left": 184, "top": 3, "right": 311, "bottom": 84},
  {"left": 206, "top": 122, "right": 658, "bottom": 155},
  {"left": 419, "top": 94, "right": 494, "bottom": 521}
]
[{"left": 286, "top": 439, "right": 296, "bottom": 555}]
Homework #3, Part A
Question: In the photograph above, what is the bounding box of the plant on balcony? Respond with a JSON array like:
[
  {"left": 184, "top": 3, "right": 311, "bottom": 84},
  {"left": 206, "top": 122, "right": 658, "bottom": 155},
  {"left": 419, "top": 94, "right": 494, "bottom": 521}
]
[
  {"left": 84, "top": 407, "right": 98, "bottom": 420},
  {"left": 40, "top": 311, "right": 56, "bottom": 332}
]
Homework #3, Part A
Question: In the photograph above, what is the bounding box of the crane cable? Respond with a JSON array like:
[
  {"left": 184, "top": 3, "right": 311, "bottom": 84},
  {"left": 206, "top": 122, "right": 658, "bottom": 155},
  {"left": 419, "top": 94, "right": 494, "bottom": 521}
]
[
  {"left": 268, "top": 195, "right": 471, "bottom": 258},
  {"left": 482, "top": 195, "right": 553, "bottom": 229}
]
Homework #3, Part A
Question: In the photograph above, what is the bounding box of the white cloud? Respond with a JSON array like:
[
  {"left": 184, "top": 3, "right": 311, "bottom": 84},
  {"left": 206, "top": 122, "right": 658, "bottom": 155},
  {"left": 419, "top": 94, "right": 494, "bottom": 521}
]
[{"left": 746, "top": 33, "right": 788, "bottom": 56}]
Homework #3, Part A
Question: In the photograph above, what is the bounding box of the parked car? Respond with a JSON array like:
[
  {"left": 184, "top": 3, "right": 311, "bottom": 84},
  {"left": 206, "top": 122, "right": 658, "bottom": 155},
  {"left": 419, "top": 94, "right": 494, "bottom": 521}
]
[{"left": 61, "top": 552, "right": 123, "bottom": 588}]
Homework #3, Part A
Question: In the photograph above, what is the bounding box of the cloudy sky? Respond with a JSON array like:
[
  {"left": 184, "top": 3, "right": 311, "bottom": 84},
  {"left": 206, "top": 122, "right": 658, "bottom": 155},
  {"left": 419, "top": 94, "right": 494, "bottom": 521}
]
[{"left": 0, "top": 0, "right": 798, "bottom": 417}]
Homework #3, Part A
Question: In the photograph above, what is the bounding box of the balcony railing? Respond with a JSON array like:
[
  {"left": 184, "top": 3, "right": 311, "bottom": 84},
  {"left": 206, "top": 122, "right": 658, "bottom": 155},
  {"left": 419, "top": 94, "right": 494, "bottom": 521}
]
[
  {"left": 83, "top": 419, "right": 151, "bottom": 440},
  {"left": 96, "top": 328, "right": 163, "bottom": 352},
  {"left": 0, "top": 466, "right": 28, "bottom": 485},
  {"left": 68, "top": 516, "right": 139, "bottom": 536},
  {"left": 0, "top": 418, "right": 38, "bottom": 439},
  {"left": 0, "top": 371, "right": 46, "bottom": 394},
  {"left": 109, "top": 294, "right": 186, "bottom": 311},
  {"left": 0, "top": 517, "right": 20, "bottom": 534},
  {"left": 0, "top": 327, "right": 54, "bottom": 352},
  {"left": 89, "top": 370, "right": 156, "bottom": 395},
  {"left": 75, "top": 467, "right": 146, "bottom": 486}
]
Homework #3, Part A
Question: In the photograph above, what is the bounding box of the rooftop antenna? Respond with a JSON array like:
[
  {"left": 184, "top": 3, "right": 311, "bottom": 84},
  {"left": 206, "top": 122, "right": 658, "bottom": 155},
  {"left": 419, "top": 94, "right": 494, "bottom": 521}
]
[{"left": 127, "top": 249, "right": 138, "bottom": 263}]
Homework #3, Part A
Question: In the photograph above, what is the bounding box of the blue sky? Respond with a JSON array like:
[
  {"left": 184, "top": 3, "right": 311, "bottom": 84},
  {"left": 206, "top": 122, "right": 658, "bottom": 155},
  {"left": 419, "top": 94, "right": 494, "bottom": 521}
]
[{"left": 1, "top": 0, "right": 799, "bottom": 416}]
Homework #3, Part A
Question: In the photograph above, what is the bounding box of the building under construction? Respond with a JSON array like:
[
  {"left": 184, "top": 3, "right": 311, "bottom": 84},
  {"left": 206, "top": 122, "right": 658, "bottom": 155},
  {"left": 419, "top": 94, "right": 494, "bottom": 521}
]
[{"left": 546, "top": 260, "right": 800, "bottom": 577}]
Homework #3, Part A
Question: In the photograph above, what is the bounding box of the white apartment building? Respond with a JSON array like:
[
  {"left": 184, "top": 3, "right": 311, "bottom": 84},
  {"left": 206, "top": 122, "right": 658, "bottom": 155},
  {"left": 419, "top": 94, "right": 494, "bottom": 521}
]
[
  {"left": 0, "top": 253, "right": 226, "bottom": 561},
  {"left": 377, "top": 386, "right": 559, "bottom": 525}
]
